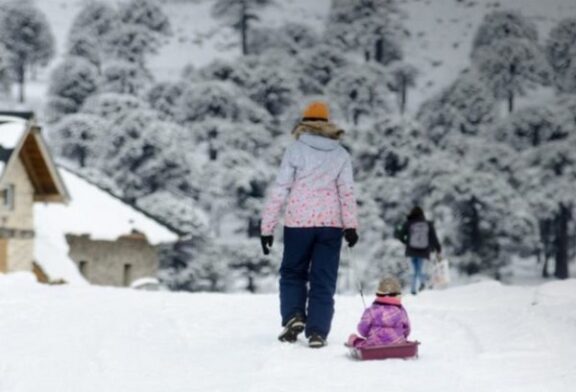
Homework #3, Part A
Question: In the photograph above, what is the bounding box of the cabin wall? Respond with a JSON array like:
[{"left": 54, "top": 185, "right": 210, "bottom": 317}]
[
  {"left": 0, "top": 157, "right": 35, "bottom": 272},
  {"left": 66, "top": 235, "right": 158, "bottom": 287}
]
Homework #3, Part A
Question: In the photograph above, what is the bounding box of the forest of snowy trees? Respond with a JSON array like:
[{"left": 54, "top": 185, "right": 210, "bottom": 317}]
[{"left": 1, "top": 0, "right": 571, "bottom": 292}]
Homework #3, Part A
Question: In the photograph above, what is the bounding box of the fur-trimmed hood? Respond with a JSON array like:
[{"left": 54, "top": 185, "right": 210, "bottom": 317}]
[{"left": 292, "top": 120, "right": 345, "bottom": 141}]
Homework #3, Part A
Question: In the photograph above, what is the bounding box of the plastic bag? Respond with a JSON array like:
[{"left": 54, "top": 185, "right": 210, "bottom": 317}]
[{"left": 432, "top": 257, "right": 451, "bottom": 288}]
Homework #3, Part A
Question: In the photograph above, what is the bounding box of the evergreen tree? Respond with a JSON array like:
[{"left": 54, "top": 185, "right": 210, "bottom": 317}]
[
  {"left": 387, "top": 61, "right": 418, "bottom": 115},
  {"left": 49, "top": 114, "right": 108, "bottom": 168},
  {"left": 518, "top": 140, "right": 576, "bottom": 279},
  {"left": 46, "top": 57, "right": 100, "bottom": 123},
  {"left": 104, "top": 24, "right": 160, "bottom": 65},
  {"left": 494, "top": 106, "right": 568, "bottom": 150},
  {"left": 243, "top": 56, "right": 299, "bottom": 117},
  {"left": 69, "top": 1, "right": 117, "bottom": 41},
  {"left": 81, "top": 93, "right": 145, "bottom": 120},
  {"left": 101, "top": 60, "right": 152, "bottom": 95},
  {"left": 0, "top": 43, "right": 14, "bottom": 95},
  {"left": 0, "top": 0, "right": 55, "bottom": 102},
  {"left": 67, "top": 33, "right": 102, "bottom": 70},
  {"left": 326, "top": 0, "right": 404, "bottom": 64},
  {"left": 248, "top": 22, "right": 319, "bottom": 56},
  {"left": 211, "top": 0, "right": 274, "bottom": 55},
  {"left": 418, "top": 73, "right": 497, "bottom": 145},
  {"left": 118, "top": 0, "right": 172, "bottom": 38},
  {"left": 296, "top": 44, "right": 349, "bottom": 95},
  {"left": 146, "top": 82, "right": 184, "bottom": 120},
  {"left": 327, "top": 63, "right": 392, "bottom": 125},
  {"left": 471, "top": 10, "right": 550, "bottom": 113},
  {"left": 546, "top": 18, "right": 576, "bottom": 93}
]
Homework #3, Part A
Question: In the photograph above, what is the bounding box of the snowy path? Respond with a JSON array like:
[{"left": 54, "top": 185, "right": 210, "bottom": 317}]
[{"left": 1, "top": 274, "right": 575, "bottom": 392}]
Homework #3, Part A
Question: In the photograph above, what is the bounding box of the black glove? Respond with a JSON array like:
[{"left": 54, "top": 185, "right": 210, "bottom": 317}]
[
  {"left": 343, "top": 228, "right": 359, "bottom": 248},
  {"left": 261, "top": 235, "right": 274, "bottom": 255}
]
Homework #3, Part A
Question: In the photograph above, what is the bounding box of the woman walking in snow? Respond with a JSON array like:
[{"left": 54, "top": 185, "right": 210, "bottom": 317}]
[
  {"left": 395, "top": 206, "right": 442, "bottom": 295},
  {"left": 260, "top": 101, "right": 359, "bottom": 348}
]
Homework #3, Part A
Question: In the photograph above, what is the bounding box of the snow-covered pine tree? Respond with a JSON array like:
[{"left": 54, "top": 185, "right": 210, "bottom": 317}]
[
  {"left": 242, "top": 54, "right": 300, "bottom": 118},
  {"left": 101, "top": 60, "right": 152, "bottom": 95},
  {"left": 159, "top": 237, "right": 231, "bottom": 292},
  {"left": 417, "top": 72, "right": 497, "bottom": 145},
  {"left": 103, "top": 24, "right": 160, "bottom": 65},
  {"left": 0, "top": 43, "right": 14, "bottom": 95},
  {"left": 426, "top": 165, "right": 536, "bottom": 276},
  {"left": 118, "top": 0, "right": 172, "bottom": 38},
  {"left": 67, "top": 33, "right": 102, "bottom": 71},
  {"left": 211, "top": 0, "right": 274, "bottom": 55},
  {"left": 387, "top": 61, "right": 418, "bottom": 115},
  {"left": 546, "top": 18, "right": 576, "bottom": 94},
  {"left": 69, "top": 1, "right": 117, "bottom": 42},
  {"left": 494, "top": 106, "right": 569, "bottom": 150},
  {"left": 80, "top": 93, "right": 145, "bottom": 121},
  {"left": 196, "top": 58, "right": 251, "bottom": 87},
  {"left": 101, "top": 110, "right": 191, "bottom": 203},
  {"left": 295, "top": 43, "right": 349, "bottom": 95},
  {"left": 248, "top": 22, "right": 319, "bottom": 56},
  {"left": 227, "top": 241, "right": 276, "bottom": 293},
  {"left": 48, "top": 113, "right": 108, "bottom": 169},
  {"left": 146, "top": 82, "right": 184, "bottom": 121},
  {"left": 517, "top": 139, "right": 576, "bottom": 279},
  {"left": 46, "top": 57, "right": 100, "bottom": 123},
  {"left": 0, "top": 0, "right": 55, "bottom": 102},
  {"left": 327, "top": 63, "right": 393, "bottom": 125},
  {"left": 326, "top": 0, "right": 404, "bottom": 64},
  {"left": 471, "top": 10, "right": 550, "bottom": 113}
]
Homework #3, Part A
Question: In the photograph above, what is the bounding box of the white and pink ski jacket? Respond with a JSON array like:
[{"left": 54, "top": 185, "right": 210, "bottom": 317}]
[{"left": 260, "top": 132, "right": 358, "bottom": 236}]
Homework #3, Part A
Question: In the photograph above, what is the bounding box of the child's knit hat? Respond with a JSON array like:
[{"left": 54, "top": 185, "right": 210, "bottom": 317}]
[{"left": 376, "top": 277, "right": 402, "bottom": 296}]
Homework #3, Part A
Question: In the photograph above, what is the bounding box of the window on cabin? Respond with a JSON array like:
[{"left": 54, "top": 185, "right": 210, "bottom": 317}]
[
  {"left": 123, "top": 264, "right": 132, "bottom": 287},
  {"left": 78, "top": 260, "right": 88, "bottom": 278},
  {"left": 2, "top": 184, "right": 15, "bottom": 211}
]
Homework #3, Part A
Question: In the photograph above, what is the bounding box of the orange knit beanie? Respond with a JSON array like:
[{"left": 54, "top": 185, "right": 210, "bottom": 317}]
[{"left": 302, "top": 101, "right": 330, "bottom": 121}]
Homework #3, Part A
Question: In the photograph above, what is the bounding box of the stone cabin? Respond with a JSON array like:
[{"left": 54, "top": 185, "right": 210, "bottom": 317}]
[
  {"left": 0, "top": 112, "right": 179, "bottom": 287},
  {"left": 0, "top": 112, "right": 69, "bottom": 275},
  {"left": 35, "top": 168, "right": 179, "bottom": 287}
]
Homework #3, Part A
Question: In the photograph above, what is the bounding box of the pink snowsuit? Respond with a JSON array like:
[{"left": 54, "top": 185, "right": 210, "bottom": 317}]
[{"left": 348, "top": 296, "right": 411, "bottom": 348}]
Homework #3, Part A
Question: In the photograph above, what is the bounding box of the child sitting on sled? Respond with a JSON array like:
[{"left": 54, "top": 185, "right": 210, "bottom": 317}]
[{"left": 347, "top": 276, "right": 411, "bottom": 348}]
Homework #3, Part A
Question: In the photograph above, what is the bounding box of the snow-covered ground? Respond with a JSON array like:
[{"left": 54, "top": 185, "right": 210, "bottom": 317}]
[{"left": 1, "top": 273, "right": 575, "bottom": 392}]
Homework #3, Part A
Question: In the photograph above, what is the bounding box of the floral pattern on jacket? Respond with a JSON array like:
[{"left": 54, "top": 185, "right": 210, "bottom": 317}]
[{"left": 260, "top": 132, "right": 358, "bottom": 236}]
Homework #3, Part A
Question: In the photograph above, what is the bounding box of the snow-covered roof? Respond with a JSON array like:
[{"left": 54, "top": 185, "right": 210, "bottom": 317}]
[
  {"left": 0, "top": 116, "right": 27, "bottom": 148},
  {"left": 34, "top": 168, "right": 179, "bottom": 283},
  {"left": 0, "top": 117, "right": 28, "bottom": 178}
]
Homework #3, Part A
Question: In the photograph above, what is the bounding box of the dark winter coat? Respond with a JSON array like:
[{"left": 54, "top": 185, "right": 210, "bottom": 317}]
[{"left": 395, "top": 218, "right": 442, "bottom": 259}]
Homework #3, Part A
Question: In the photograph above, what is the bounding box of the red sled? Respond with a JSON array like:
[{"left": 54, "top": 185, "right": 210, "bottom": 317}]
[{"left": 346, "top": 341, "right": 420, "bottom": 360}]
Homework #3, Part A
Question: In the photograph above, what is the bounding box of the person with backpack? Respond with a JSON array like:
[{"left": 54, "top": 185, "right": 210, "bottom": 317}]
[
  {"left": 395, "top": 206, "right": 441, "bottom": 295},
  {"left": 260, "top": 101, "right": 359, "bottom": 348}
]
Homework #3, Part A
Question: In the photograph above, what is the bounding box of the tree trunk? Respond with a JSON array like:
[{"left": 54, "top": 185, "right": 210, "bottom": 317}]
[
  {"left": 400, "top": 78, "right": 407, "bottom": 115},
  {"left": 241, "top": 2, "right": 248, "bottom": 55},
  {"left": 540, "top": 219, "right": 553, "bottom": 278},
  {"left": 374, "top": 38, "right": 383, "bottom": 64},
  {"left": 507, "top": 91, "right": 514, "bottom": 113},
  {"left": 17, "top": 62, "right": 25, "bottom": 103},
  {"left": 554, "top": 203, "right": 571, "bottom": 279},
  {"left": 364, "top": 50, "right": 371, "bottom": 62}
]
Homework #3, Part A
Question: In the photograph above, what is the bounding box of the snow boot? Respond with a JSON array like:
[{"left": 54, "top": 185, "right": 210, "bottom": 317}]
[
  {"left": 278, "top": 315, "right": 305, "bottom": 343},
  {"left": 308, "top": 333, "right": 327, "bottom": 348}
]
